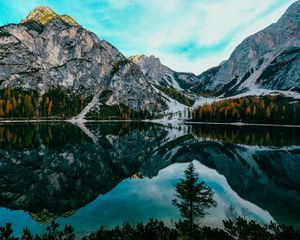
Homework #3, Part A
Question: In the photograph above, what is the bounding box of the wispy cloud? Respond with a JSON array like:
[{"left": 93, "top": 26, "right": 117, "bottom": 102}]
[{"left": 0, "top": 0, "right": 297, "bottom": 73}]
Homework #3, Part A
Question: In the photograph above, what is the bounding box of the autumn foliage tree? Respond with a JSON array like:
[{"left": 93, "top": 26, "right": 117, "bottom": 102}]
[
  {"left": 192, "top": 95, "right": 300, "bottom": 125},
  {"left": 0, "top": 87, "right": 88, "bottom": 119}
]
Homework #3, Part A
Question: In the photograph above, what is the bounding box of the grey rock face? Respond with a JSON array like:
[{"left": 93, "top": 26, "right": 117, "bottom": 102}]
[
  {"left": 107, "top": 61, "right": 164, "bottom": 111},
  {"left": 129, "top": 55, "right": 198, "bottom": 90},
  {"left": 256, "top": 46, "right": 300, "bottom": 91},
  {"left": 0, "top": 9, "right": 165, "bottom": 115},
  {"left": 192, "top": 0, "right": 300, "bottom": 96}
]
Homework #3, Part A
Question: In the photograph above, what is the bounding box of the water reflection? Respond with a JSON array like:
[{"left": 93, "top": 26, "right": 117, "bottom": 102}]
[
  {"left": 0, "top": 122, "right": 299, "bottom": 234},
  {"left": 191, "top": 124, "right": 300, "bottom": 146}
]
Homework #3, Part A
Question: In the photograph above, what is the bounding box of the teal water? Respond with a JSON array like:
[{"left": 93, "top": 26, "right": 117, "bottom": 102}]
[{"left": 0, "top": 123, "right": 299, "bottom": 235}]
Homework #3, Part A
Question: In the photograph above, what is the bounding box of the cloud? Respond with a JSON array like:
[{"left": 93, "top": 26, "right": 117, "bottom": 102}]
[
  {"left": 195, "top": 0, "right": 274, "bottom": 45},
  {"left": 0, "top": 0, "right": 297, "bottom": 74},
  {"left": 97, "top": 0, "right": 296, "bottom": 73},
  {"left": 157, "top": 0, "right": 297, "bottom": 73}
]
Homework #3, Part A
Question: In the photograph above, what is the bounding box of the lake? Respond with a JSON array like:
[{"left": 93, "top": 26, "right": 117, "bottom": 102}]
[{"left": 0, "top": 122, "right": 299, "bottom": 236}]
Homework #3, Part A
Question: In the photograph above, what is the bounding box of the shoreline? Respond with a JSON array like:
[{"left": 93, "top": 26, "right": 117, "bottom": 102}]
[
  {"left": 0, "top": 119, "right": 134, "bottom": 123},
  {"left": 185, "top": 121, "right": 300, "bottom": 128},
  {"left": 0, "top": 119, "right": 299, "bottom": 128}
]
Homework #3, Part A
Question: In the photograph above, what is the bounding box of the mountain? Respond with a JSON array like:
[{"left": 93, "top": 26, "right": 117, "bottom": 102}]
[
  {"left": 191, "top": 0, "right": 300, "bottom": 96},
  {"left": 0, "top": 6, "right": 166, "bottom": 120},
  {"left": 129, "top": 55, "right": 198, "bottom": 91},
  {"left": 0, "top": 2, "right": 299, "bottom": 121},
  {"left": 130, "top": 1, "right": 300, "bottom": 102}
]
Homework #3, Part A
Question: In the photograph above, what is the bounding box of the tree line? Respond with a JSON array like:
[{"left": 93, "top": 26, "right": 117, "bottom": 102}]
[
  {"left": 2, "top": 218, "right": 299, "bottom": 240},
  {"left": 192, "top": 95, "right": 300, "bottom": 125},
  {"left": 0, "top": 88, "right": 88, "bottom": 119},
  {"left": 0, "top": 88, "right": 155, "bottom": 120}
]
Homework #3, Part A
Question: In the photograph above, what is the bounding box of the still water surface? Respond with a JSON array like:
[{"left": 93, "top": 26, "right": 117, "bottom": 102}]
[{"left": 0, "top": 123, "right": 299, "bottom": 235}]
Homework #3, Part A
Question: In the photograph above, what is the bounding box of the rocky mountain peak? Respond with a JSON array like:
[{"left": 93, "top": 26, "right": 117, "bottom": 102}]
[
  {"left": 129, "top": 55, "right": 162, "bottom": 68},
  {"left": 21, "top": 6, "right": 78, "bottom": 26},
  {"left": 192, "top": 0, "right": 300, "bottom": 96},
  {"left": 129, "top": 54, "right": 198, "bottom": 90},
  {"left": 279, "top": 0, "right": 300, "bottom": 25}
]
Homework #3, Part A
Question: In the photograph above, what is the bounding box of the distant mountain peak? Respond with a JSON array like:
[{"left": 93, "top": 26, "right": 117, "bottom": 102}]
[
  {"left": 129, "top": 55, "right": 162, "bottom": 65},
  {"left": 129, "top": 54, "right": 198, "bottom": 90},
  {"left": 21, "top": 5, "right": 78, "bottom": 26},
  {"left": 192, "top": 0, "right": 300, "bottom": 96}
]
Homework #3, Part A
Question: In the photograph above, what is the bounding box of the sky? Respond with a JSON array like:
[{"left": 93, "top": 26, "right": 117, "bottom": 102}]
[{"left": 0, "top": 0, "right": 297, "bottom": 74}]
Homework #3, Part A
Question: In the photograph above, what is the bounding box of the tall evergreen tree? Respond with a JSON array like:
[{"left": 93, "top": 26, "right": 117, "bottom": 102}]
[{"left": 173, "top": 162, "right": 217, "bottom": 240}]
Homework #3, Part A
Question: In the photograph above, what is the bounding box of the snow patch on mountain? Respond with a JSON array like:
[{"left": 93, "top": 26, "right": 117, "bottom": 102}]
[{"left": 152, "top": 85, "right": 191, "bottom": 121}]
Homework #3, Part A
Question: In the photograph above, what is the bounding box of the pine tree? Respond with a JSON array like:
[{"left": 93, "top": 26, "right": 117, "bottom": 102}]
[
  {"left": 173, "top": 162, "right": 217, "bottom": 240},
  {"left": 265, "top": 106, "right": 271, "bottom": 120},
  {"left": 5, "top": 100, "right": 12, "bottom": 116},
  {"left": 48, "top": 100, "right": 53, "bottom": 116},
  {"left": 0, "top": 99, "right": 5, "bottom": 117}
]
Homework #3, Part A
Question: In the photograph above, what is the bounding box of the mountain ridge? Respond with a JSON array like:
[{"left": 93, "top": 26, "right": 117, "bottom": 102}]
[
  {"left": 131, "top": 1, "right": 300, "bottom": 99},
  {"left": 129, "top": 54, "right": 198, "bottom": 91},
  {"left": 191, "top": 0, "right": 300, "bottom": 96}
]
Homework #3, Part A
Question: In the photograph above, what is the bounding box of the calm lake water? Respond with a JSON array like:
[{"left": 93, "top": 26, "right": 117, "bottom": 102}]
[{"left": 0, "top": 122, "right": 300, "bottom": 235}]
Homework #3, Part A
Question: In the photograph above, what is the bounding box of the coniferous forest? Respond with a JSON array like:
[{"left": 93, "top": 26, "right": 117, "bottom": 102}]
[
  {"left": 0, "top": 88, "right": 88, "bottom": 119},
  {"left": 192, "top": 95, "right": 300, "bottom": 125},
  {"left": 1, "top": 218, "right": 300, "bottom": 240},
  {"left": 0, "top": 88, "right": 153, "bottom": 120}
]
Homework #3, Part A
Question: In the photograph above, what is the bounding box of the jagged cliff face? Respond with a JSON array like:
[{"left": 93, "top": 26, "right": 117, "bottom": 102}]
[
  {"left": 191, "top": 0, "right": 300, "bottom": 96},
  {"left": 0, "top": 7, "right": 165, "bottom": 114},
  {"left": 129, "top": 55, "right": 198, "bottom": 90}
]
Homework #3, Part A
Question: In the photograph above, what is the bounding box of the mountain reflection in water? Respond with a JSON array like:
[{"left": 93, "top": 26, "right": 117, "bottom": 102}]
[{"left": 0, "top": 122, "right": 299, "bottom": 235}]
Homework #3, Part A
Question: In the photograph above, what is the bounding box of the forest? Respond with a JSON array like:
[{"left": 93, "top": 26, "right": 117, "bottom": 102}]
[
  {"left": 0, "top": 88, "right": 88, "bottom": 119},
  {"left": 0, "top": 88, "right": 151, "bottom": 120},
  {"left": 192, "top": 95, "right": 300, "bottom": 125},
  {"left": 1, "top": 218, "right": 300, "bottom": 240}
]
